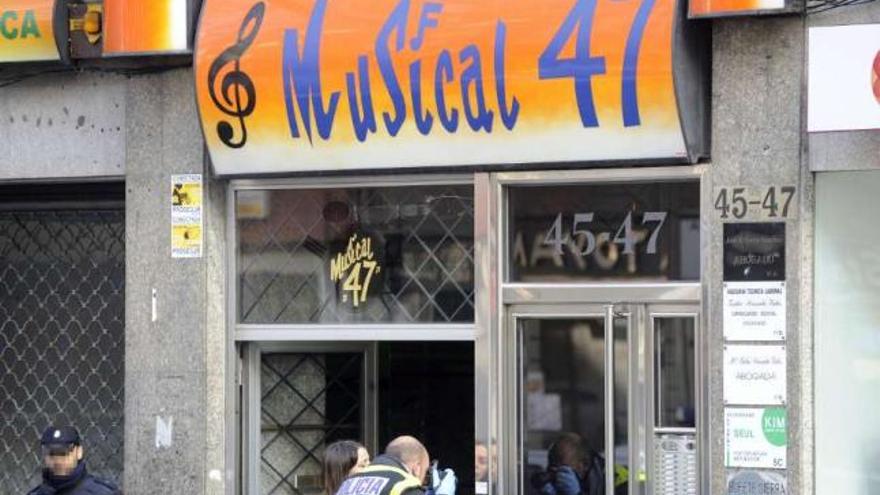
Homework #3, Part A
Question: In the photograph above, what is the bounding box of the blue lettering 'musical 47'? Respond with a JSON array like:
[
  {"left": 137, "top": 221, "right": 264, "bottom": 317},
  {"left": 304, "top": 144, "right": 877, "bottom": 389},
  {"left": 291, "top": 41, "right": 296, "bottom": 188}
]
[{"left": 280, "top": 0, "right": 652, "bottom": 145}]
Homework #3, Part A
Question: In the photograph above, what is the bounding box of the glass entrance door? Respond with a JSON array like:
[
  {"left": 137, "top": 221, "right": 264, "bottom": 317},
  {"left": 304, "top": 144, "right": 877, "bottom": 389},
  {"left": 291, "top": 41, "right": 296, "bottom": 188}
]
[
  {"left": 508, "top": 304, "right": 699, "bottom": 495},
  {"left": 243, "top": 344, "right": 377, "bottom": 495}
]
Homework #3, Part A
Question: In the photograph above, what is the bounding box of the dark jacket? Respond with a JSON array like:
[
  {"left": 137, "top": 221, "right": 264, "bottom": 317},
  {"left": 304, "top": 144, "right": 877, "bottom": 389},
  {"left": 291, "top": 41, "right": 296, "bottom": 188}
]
[
  {"left": 28, "top": 463, "right": 121, "bottom": 495},
  {"left": 529, "top": 453, "right": 625, "bottom": 495},
  {"left": 335, "top": 454, "right": 425, "bottom": 495}
]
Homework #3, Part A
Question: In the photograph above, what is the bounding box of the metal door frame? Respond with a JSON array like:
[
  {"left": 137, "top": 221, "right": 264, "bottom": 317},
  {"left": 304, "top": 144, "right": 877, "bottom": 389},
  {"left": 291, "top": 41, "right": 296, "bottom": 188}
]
[
  {"left": 503, "top": 302, "right": 701, "bottom": 495},
  {"left": 227, "top": 173, "right": 477, "bottom": 343},
  {"left": 228, "top": 174, "right": 480, "bottom": 494},
  {"left": 503, "top": 303, "right": 634, "bottom": 495},
  {"left": 242, "top": 342, "right": 378, "bottom": 495},
  {"left": 644, "top": 305, "right": 702, "bottom": 495},
  {"left": 478, "top": 166, "right": 708, "bottom": 495}
]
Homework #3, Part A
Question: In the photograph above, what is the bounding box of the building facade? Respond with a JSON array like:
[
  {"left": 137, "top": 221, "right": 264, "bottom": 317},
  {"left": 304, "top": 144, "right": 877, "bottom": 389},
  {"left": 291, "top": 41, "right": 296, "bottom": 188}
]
[{"left": 0, "top": 1, "right": 878, "bottom": 494}]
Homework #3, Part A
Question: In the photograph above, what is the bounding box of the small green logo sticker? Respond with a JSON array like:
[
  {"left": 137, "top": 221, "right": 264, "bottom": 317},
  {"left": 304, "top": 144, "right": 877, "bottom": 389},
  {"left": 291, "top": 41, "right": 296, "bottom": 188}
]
[{"left": 762, "top": 407, "right": 787, "bottom": 447}]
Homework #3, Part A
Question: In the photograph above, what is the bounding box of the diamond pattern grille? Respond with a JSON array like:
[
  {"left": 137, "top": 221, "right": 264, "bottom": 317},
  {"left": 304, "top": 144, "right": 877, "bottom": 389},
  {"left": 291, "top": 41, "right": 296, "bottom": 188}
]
[
  {"left": 0, "top": 210, "right": 125, "bottom": 493},
  {"left": 261, "top": 353, "right": 362, "bottom": 495},
  {"left": 238, "top": 186, "right": 474, "bottom": 324}
]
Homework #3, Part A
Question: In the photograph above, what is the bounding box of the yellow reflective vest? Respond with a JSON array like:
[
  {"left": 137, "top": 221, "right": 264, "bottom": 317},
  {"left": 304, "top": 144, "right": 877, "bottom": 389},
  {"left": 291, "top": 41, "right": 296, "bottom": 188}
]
[{"left": 335, "top": 456, "right": 424, "bottom": 495}]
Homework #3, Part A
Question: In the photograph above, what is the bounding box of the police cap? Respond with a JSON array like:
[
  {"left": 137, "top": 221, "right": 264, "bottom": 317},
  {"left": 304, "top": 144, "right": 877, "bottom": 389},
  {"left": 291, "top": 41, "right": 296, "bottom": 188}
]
[{"left": 40, "top": 426, "right": 81, "bottom": 452}]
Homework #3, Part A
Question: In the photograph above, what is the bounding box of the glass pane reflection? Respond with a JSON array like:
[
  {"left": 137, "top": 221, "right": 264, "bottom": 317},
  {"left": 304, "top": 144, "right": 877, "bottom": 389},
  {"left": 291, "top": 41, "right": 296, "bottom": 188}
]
[
  {"left": 236, "top": 185, "right": 474, "bottom": 324},
  {"left": 520, "top": 318, "right": 630, "bottom": 495},
  {"left": 654, "top": 318, "right": 696, "bottom": 428},
  {"left": 508, "top": 181, "right": 700, "bottom": 283}
]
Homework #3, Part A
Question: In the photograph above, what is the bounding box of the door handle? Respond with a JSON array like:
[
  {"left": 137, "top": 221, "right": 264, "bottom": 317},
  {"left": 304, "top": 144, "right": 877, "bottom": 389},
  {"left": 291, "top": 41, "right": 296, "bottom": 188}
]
[{"left": 604, "top": 304, "right": 615, "bottom": 495}]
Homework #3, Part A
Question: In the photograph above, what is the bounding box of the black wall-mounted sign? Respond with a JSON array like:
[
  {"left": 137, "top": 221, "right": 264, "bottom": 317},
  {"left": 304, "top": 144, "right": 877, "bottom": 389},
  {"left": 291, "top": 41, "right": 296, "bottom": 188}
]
[{"left": 723, "top": 222, "right": 785, "bottom": 282}]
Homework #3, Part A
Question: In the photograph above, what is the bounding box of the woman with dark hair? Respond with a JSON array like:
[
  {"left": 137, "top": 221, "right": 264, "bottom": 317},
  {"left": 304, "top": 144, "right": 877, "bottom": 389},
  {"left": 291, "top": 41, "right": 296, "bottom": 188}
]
[{"left": 324, "top": 440, "right": 370, "bottom": 495}]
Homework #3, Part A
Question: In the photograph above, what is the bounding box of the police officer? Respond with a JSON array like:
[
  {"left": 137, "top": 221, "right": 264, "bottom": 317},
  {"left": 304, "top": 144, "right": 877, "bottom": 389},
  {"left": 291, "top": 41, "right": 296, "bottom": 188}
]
[
  {"left": 28, "top": 426, "right": 121, "bottom": 495},
  {"left": 334, "top": 436, "right": 456, "bottom": 495}
]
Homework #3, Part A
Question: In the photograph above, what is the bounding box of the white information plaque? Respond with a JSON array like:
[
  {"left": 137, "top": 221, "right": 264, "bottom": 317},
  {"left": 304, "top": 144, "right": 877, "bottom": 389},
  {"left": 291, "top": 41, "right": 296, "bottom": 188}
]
[
  {"left": 724, "top": 345, "right": 786, "bottom": 405},
  {"left": 723, "top": 281, "right": 786, "bottom": 341},
  {"left": 725, "top": 408, "right": 787, "bottom": 469}
]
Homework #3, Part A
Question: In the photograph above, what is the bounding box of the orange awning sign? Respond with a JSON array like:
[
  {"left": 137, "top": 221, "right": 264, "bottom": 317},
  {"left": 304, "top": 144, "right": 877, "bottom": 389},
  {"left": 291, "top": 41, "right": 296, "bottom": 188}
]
[{"left": 195, "top": 0, "right": 709, "bottom": 175}]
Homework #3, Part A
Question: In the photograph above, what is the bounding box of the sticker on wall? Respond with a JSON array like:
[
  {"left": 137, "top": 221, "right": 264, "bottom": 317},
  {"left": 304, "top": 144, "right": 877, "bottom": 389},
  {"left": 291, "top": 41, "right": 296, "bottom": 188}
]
[
  {"left": 724, "top": 345, "right": 786, "bottom": 405},
  {"left": 171, "top": 174, "right": 203, "bottom": 258},
  {"left": 727, "top": 469, "right": 787, "bottom": 494},
  {"left": 724, "top": 407, "right": 787, "bottom": 469}
]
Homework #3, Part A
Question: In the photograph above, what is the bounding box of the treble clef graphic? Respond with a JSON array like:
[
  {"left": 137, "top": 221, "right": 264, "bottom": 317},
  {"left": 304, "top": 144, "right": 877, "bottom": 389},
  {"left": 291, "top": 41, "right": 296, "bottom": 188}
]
[{"left": 207, "top": 2, "right": 265, "bottom": 149}]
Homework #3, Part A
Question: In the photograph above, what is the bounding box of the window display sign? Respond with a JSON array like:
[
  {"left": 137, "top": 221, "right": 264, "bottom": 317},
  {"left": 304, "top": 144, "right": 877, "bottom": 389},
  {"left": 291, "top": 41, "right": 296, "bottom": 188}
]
[
  {"left": 0, "top": 0, "right": 60, "bottom": 63},
  {"left": 195, "top": 0, "right": 708, "bottom": 175},
  {"left": 104, "top": 0, "right": 190, "bottom": 55},
  {"left": 508, "top": 181, "right": 700, "bottom": 282},
  {"left": 724, "top": 408, "right": 787, "bottom": 469},
  {"left": 236, "top": 185, "right": 474, "bottom": 324},
  {"left": 809, "top": 24, "right": 880, "bottom": 133},
  {"left": 329, "top": 233, "right": 383, "bottom": 309},
  {"left": 724, "top": 345, "right": 786, "bottom": 405}
]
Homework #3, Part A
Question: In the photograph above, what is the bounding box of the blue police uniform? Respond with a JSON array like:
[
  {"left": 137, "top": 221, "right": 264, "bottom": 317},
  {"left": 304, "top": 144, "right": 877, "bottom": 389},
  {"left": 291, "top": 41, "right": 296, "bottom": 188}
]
[
  {"left": 27, "top": 426, "right": 122, "bottom": 495},
  {"left": 27, "top": 468, "right": 120, "bottom": 495},
  {"left": 335, "top": 454, "right": 426, "bottom": 495}
]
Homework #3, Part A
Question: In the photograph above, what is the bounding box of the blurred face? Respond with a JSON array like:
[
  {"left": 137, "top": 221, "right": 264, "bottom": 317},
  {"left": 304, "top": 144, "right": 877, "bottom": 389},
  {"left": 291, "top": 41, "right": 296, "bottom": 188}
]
[
  {"left": 407, "top": 452, "right": 431, "bottom": 484},
  {"left": 44, "top": 446, "right": 82, "bottom": 477},
  {"left": 350, "top": 447, "right": 370, "bottom": 475},
  {"left": 475, "top": 444, "right": 489, "bottom": 481}
]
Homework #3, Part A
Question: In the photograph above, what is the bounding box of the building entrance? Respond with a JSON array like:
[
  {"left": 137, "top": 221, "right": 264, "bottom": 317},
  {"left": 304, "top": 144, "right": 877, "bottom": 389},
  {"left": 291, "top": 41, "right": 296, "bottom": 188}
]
[
  {"left": 245, "top": 341, "right": 475, "bottom": 495},
  {"left": 507, "top": 304, "right": 699, "bottom": 495},
  {"left": 488, "top": 168, "right": 705, "bottom": 495}
]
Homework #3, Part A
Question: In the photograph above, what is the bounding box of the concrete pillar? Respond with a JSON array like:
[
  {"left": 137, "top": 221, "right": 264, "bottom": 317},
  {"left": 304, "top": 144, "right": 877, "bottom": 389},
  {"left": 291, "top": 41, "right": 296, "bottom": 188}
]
[
  {"left": 205, "top": 170, "right": 229, "bottom": 494},
  {"left": 124, "top": 67, "right": 216, "bottom": 494},
  {"left": 707, "top": 16, "right": 812, "bottom": 494}
]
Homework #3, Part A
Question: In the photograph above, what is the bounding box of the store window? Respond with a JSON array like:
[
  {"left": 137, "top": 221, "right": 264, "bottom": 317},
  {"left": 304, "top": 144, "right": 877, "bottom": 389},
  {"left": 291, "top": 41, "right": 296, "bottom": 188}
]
[
  {"left": 508, "top": 182, "right": 700, "bottom": 282},
  {"left": 236, "top": 185, "right": 474, "bottom": 324},
  {"left": 815, "top": 171, "right": 880, "bottom": 495}
]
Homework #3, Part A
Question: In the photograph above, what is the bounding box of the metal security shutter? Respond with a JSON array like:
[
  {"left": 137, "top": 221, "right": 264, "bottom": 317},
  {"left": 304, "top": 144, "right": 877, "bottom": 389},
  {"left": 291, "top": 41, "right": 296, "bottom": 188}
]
[{"left": 0, "top": 183, "right": 125, "bottom": 493}]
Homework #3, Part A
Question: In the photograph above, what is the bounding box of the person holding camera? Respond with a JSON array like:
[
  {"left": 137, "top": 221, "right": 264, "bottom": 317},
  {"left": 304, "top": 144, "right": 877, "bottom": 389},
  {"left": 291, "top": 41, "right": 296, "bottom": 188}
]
[{"left": 530, "top": 432, "right": 626, "bottom": 495}]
